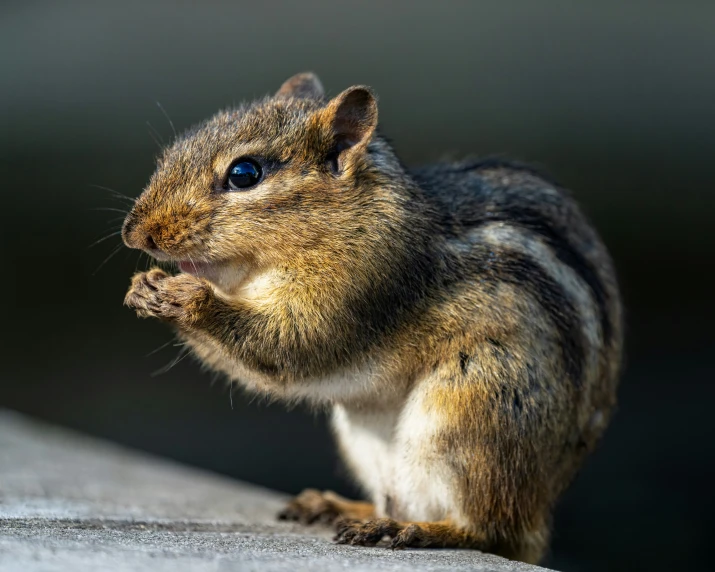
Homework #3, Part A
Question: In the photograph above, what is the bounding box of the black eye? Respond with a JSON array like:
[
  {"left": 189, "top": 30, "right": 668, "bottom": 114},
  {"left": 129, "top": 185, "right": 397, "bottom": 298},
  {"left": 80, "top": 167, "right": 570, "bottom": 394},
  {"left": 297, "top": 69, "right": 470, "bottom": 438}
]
[{"left": 226, "top": 158, "right": 262, "bottom": 190}]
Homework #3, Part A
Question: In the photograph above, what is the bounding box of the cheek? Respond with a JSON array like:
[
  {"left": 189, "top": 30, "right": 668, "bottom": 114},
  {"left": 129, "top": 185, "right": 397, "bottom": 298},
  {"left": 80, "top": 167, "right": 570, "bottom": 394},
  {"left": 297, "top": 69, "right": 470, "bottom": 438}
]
[{"left": 216, "top": 173, "right": 334, "bottom": 258}]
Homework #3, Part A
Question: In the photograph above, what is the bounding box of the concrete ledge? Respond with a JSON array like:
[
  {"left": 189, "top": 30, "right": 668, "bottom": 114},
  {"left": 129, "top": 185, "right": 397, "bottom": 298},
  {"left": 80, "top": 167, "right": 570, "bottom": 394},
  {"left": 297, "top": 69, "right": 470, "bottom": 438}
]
[{"left": 0, "top": 410, "right": 554, "bottom": 571}]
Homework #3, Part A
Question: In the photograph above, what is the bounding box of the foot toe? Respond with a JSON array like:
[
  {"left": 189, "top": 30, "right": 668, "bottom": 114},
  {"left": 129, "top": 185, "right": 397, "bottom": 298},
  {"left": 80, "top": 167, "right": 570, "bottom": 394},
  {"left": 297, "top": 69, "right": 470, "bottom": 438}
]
[{"left": 334, "top": 518, "right": 400, "bottom": 547}]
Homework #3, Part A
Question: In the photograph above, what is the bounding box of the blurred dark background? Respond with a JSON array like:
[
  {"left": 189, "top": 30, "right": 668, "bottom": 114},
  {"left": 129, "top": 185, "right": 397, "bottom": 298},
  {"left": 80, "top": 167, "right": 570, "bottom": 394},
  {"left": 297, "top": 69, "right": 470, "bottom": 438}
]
[{"left": 1, "top": 1, "right": 713, "bottom": 570}]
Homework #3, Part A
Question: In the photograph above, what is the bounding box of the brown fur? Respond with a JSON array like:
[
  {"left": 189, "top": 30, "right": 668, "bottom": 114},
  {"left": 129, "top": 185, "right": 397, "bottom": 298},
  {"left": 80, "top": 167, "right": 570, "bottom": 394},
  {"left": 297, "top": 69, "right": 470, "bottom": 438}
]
[
  {"left": 278, "top": 489, "right": 375, "bottom": 524},
  {"left": 122, "top": 72, "right": 623, "bottom": 564}
]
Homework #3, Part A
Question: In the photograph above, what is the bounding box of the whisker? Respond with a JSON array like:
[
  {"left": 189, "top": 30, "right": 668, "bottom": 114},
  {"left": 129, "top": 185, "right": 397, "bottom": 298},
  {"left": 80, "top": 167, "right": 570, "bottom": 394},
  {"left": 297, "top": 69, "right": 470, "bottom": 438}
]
[
  {"left": 145, "top": 339, "right": 174, "bottom": 357},
  {"left": 187, "top": 253, "right": 198, "bottom": 274},
  {"left": 92, "top": 242, "right": 124, "bottom": 275},
  {"left": 103, "top": 216, "right": 128, "bottom": 225},
  {"left": 88, "top": 184, "right": 135, "bottom": 202},
  {"left": 208, "top": 371, "right": 220, "bottom": 388},
  {"left": 89, "top": 207, "right": 130, "bottom": 215},
  {"left": 145, "top": 253, "right": 157, "bottom": 272},
  {"left": 146, "top": 121, "right": 165, "bottom": 148},
  {"left": 151, "top": 345, "right": 191, "bottom": 376},
  {"left": 135, "top": 251, "right": 145, "bottom": 273},
  {"left": 89, "top": 183, "right": 134, "bottom": 201},
  {"left": 123, "top": 249, "right": 136, "bottom": 268},
  {"left": 156, "top": 101, "right": 177, "bottom": 139},
  {"left": 87, "top": 230, "right": 122, "bottom": 249}
]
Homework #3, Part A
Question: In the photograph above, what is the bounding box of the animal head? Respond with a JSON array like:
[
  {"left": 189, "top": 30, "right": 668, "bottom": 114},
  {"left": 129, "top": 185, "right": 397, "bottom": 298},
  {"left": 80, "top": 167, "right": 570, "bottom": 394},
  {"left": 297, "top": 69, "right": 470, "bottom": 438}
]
[{"left": 122, "top": 72, "right": 400, "bottom": 293}]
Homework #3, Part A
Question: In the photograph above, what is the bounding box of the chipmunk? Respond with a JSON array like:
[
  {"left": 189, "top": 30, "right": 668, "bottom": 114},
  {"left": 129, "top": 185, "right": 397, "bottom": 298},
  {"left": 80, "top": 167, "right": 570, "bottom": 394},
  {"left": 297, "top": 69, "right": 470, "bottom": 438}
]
[{"left": 122, "top": 72, "right": 623, "bottom": 564}]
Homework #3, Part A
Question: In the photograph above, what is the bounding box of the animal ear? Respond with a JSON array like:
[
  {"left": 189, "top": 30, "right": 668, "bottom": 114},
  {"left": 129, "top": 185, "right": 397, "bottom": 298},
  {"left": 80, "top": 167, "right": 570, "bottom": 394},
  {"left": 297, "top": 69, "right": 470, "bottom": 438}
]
[
  {"left": 275, "top": 72, "right": 324, "bottom": 100},
  {"left": 319, "top": 86, "right": 378, "bottom": 173}
]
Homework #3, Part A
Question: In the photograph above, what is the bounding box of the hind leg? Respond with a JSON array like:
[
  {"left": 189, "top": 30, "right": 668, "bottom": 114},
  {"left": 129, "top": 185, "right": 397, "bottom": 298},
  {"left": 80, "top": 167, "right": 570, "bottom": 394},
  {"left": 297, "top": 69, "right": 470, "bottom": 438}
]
[
  {"left": 278, "top": 489, "right": 375, "bottom": 525},
  {"left": 334, "top": 517, "right": 487, "bottom": 549},
  {"left": 333, "top": 517, "right": 548, "bottom": 563}
]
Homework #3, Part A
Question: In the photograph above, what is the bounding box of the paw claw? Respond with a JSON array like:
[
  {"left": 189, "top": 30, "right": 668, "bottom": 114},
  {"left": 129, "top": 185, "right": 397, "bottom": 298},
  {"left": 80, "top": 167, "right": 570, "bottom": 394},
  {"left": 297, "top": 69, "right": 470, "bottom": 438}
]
[
  {"left": 333, "top": 518, "right": 400, "bottom": 547},
  {"left": 390, "top": 524, "right": 421, "bottom": 549}
]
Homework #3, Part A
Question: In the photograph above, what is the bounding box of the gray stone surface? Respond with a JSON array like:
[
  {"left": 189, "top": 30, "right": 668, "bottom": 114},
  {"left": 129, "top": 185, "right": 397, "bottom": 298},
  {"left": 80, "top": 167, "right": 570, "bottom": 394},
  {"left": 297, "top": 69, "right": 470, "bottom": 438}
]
[{"left": 0, "top": 410, "right": 554, "bottom": 571}]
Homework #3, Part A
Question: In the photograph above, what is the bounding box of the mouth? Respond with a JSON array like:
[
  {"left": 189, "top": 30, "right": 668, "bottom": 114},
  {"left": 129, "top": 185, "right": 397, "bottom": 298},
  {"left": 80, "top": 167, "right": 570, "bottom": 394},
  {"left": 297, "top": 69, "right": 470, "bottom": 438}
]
[
  {"left": 175, "top": 258, "right": 251, "bottom": 296},
  {"left": 177, "top": 260, "right": 214, "bottom": 277}
]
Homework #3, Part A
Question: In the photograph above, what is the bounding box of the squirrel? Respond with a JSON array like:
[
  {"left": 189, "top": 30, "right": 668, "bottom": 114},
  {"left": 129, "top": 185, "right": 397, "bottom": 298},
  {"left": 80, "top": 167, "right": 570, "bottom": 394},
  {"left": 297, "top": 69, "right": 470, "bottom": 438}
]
[{"left": 122, "top": 72, "right": 623, "bottom": 564}]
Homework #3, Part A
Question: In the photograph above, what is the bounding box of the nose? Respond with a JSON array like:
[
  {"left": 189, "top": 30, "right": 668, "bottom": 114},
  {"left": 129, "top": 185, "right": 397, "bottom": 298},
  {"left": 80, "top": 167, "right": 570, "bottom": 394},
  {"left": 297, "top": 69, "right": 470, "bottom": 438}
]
[
  {"left": 122, "top": 215, "right": 161, "bottom": 253},
  {"left": 144, "top": 234, "right": 158, "bottom": 250}
]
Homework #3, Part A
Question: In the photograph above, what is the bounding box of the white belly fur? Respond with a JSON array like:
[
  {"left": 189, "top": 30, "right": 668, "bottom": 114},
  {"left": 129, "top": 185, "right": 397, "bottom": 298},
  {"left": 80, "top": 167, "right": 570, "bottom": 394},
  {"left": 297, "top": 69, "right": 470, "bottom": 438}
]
[{"left": 331, "top": 386, "right": 461, "bottom": 524}]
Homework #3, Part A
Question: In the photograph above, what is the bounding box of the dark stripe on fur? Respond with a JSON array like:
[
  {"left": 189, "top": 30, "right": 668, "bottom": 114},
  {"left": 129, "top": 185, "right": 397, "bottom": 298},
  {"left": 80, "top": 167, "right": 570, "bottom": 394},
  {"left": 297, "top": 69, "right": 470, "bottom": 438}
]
[
  {"left": 408, "top": 159, "right": 611, "bottom": 345},
  {"left": 485, "top": 207, "right": 611, "bottom": 345},
  {"left": 476, "top": 247, "right": 586, "bottom": 385}
]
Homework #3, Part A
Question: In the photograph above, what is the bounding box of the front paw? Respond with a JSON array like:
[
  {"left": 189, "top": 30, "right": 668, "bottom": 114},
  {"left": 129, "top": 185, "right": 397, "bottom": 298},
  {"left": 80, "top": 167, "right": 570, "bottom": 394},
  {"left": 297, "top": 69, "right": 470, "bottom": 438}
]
[{"left": 124, "top": 268, "right": 211, "bottom": 326}]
